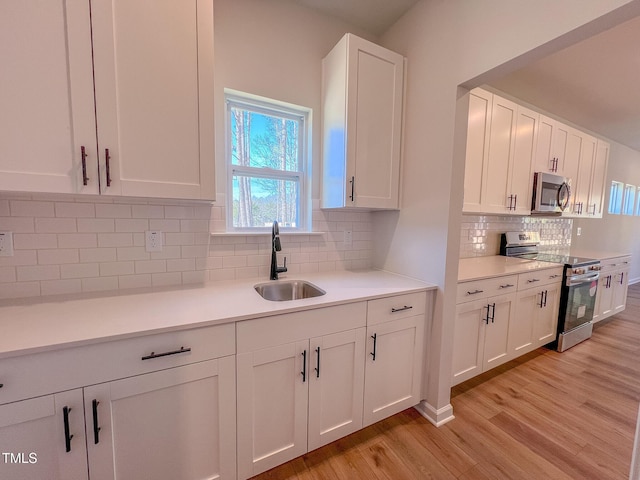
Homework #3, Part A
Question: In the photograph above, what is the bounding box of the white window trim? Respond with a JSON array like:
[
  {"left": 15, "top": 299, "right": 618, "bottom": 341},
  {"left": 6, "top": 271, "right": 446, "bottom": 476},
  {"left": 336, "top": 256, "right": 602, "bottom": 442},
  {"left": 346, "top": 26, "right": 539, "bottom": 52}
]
[{"left": 224, "top": 90, "right": 311, "bottom": 232}]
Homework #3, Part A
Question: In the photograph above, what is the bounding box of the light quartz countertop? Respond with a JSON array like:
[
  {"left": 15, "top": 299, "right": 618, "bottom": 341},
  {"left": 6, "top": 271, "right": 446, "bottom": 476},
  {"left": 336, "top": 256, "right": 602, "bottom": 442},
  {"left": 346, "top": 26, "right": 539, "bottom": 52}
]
[
  {"left": 0, "top": 270, "right": 436, "bottom": 360},
  {"left": 568, "top": 249, "right": 631, "bottom": 261},
  {"left": 458, "top": 256, "right": 564, "bottom": 283}
]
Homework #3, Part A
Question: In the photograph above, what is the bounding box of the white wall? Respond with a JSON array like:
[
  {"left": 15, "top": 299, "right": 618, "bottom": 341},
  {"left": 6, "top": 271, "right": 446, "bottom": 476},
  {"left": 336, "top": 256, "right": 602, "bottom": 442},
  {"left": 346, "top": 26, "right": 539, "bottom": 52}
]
[
  {"left": 375, "top": 0, "right": 640, "bottom": 424},
  {"left": 213, "top": 0, "right": 375, "bottom": 201},
  {"left": 573, "top": 141, "right": 640, "bottom": 283}
]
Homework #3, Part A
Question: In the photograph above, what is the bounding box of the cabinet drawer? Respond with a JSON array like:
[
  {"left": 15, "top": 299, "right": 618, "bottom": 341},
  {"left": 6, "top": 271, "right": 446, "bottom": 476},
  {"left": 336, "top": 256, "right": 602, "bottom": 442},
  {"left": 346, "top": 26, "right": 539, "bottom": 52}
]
[
  {"left": 0, "top": 323, "right": 235, "bottom": 405},
  {"left": 367, "top": 292, "right": 427, "bottom": 326},
  {"left": 517, "top": 267, "right": 564, "bottom": 290},
  {"left": 600, "top": 256, "right": 631, "bottom": 273},
  {"left": 456, "top": 275, "right": 518, "bottom": 304}
]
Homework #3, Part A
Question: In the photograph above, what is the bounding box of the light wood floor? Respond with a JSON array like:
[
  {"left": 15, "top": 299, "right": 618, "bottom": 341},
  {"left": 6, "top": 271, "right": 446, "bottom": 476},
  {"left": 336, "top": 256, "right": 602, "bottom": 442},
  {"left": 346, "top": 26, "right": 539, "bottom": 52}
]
[{"left": 252, "top": 283, "right": 640, "bottom": 479}]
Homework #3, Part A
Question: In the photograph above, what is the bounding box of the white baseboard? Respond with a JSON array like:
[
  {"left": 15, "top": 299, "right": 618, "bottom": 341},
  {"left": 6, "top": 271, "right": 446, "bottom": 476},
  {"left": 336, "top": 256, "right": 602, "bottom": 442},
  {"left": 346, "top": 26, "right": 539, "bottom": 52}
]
[
  {"left": 414, "top": 401, "right": 455, "bottom": 427},
  {"left": 629, "top": 276, "right": 640, "bottom": 286}
]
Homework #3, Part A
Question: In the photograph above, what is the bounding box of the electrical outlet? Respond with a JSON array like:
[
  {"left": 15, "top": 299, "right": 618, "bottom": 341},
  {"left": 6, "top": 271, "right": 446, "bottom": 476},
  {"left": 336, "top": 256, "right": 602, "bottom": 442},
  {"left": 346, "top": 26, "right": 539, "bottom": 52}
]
[
  {"left": 344, "top": 230, "right": 353, "bottom": 246},
  {"left": 0, "top": 231, "right": 14, "bottom": 257},
  {"left": 145, "top": 231, "right": 163, "bottom": 252},
  {"left": 576, "top": 227, "right": 582, "bottom": 236}
]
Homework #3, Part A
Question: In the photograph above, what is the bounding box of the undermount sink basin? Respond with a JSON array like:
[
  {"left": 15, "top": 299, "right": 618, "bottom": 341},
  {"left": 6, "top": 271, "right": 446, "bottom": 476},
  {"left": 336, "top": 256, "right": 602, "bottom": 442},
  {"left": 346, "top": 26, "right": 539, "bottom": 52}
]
[{"left": 254, "top": 280, "right": 326, "bottom": 301}]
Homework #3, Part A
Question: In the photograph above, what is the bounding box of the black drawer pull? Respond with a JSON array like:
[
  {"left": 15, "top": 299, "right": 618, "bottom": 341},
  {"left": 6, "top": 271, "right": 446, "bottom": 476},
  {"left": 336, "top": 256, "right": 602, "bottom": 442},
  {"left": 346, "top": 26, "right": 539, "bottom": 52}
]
[
  {"left": 499, "top": 284, "right": 514, "bottom": 289},
  {"left": 141, "top": 346, "right": 191, "bottom": 361},
  {"left": 466, "top": 289, "right": 484, "bottom": 296},
  {"left": 92, "top": 399, "right": 101, "bottom": 444},
  {"left": 527, "top": 278, "right": 540, "bottom": 283},
  {"left": 63, "top": 406, "right": 73, "bottom": 453},
  {"left": 391, "top": 305, "right": 413, "bottom": 313}
]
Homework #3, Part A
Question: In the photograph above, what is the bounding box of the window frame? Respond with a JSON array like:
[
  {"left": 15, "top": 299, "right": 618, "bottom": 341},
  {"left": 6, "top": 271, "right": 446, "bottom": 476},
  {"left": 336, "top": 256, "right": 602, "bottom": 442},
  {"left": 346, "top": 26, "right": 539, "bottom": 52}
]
[
  {"left": 224, "top": 91, "right": 311, "bottom": 232},
  {"left": 608, "top": 180, "right": 623, "bottom": 215}
]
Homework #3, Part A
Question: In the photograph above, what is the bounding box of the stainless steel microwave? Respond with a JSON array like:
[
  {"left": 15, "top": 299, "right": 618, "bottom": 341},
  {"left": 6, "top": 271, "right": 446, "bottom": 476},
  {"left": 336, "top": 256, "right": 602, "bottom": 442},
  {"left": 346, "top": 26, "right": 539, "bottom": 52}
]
[{"left": 531, "top": 172, "right": 571, "bottom": 214}]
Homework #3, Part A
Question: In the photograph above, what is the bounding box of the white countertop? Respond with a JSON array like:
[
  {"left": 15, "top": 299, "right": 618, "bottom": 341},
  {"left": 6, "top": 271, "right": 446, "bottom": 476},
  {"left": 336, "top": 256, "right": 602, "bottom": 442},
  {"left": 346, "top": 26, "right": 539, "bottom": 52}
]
[
  {"left": 568, "top": 249, "right": 631, "bottom": 261},
  {"left": 458, "top": 256, "right": 563, "bottom": 283},
  {"left": 0, "top": 270, "right": 436, "bottom": 360}
]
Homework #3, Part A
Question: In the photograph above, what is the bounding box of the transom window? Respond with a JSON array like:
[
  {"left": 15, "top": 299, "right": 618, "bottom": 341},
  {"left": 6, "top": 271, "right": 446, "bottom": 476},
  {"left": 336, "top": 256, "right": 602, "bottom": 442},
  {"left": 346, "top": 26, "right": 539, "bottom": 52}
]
[
  {"left": 608, "top": 181, "right": 623, "bottom": 215},
  {"left": 225, "top": 92, "right": 309, "bottom": 231}
]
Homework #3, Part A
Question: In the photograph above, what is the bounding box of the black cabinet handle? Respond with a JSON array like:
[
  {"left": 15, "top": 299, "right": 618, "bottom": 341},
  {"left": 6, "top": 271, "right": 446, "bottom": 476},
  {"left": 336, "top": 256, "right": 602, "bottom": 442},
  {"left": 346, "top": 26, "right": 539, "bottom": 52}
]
[
  {"left": 485, "top": 303, "right": 495, "bottom": 324},
  {"left": 105, "top": 148, "right": 112, "bottom": 187},
  {"left": 349, "top": 176, "right": 355, "bottom": 201},
  {"left": 301, "top": 350, "right": 307, "bottom": 382},
  {"left": 514, "top": 194, "right": 517, "bottom": 210},
  {"left": 620, "top": 272, "right": 625, "bottom": 285},
  {"left": 315, "top": 346, "right": 320, "bottom": 379},
  {"left": 499, "top": 284, "right": 514, "bottom": 289},
  {"left": 63, "top": 406, "right": 73, "bottom": 453},
  {"left": 370, "top": 333, "right": 377, "bottom": 361},
  {"left": 0, "top": 383, "right": 3, "bottom": 388},
  {"left": 92, "top": 399, "right": 101, "bottom": 445},
  {"left": 527, "top": 278, "right": 540, "bottom": 284},
  {"left": 81, "top": 146, "right": 89, "bottom": 186},
  {"left": 538, "top": 291, "right": 544, "bottom": 308},
  {"left": 141, "top": 346, "right": 191, "bottom": 361},
  {"left": 391, "top": 305, "right": 413, "bottom": 313}
]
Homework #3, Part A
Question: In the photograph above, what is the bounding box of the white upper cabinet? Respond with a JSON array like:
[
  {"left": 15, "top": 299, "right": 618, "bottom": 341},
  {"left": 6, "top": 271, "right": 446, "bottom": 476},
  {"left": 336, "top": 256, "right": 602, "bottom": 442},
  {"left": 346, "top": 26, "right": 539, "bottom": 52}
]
[
  {"left": 0, "top": 0, "right": 98, "bottom": 194},
  {"left": 589, "top": 140, "right": 610, "bottom": 217},
  {"left": 0, "top": 0, "right": 215, "bottom": 200},
  {"left": 322, "top": 33, "right": 404, "bottom": 209},
  {"left": 463, "top": 89, "right": 536, "bottom": 215}
]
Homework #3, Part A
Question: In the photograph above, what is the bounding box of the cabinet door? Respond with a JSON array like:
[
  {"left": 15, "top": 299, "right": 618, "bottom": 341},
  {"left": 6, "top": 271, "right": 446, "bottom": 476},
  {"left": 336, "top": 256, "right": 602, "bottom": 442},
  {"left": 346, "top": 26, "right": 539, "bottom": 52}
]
[
  {"left": 452, "top": 299, "right": 486, "bottom": 386},
  {"left": 612, "top": 269, "right": 629, "bottom": 315},
  {"left": 463, "top": 88, "right": 492, "bottom": 212},
  {"left": 483, "top": 294, "right": 515, "bottom": 370},
  {"left": 509, "top": 105, "right": 537, "bottom": 214},
  {"left": 551, "top": 119, "right": 571, "bottom": 176},
  {"left": 0, "top": 0, "right": 98, "bottom": 194},
  {"left": 563, "top": 128, "right": 582, "bottom": 192},
  {"left": 534, "top": 285, "right": 560, "bottom": 347},
  {"left": 512, "top": 290, "right": 539, "bottom": 355},
  {"left": 534, "top": 115, "right": 555, "bottom": 173},
  {"left": 347, "top": 35, "right": 403, "bottom": 209},
  {"left": 588, "top": 140, "right": 610, "bottom": 217},
  {"left": 91, "top": 0, "right": 215, "bottom": 199},
  {"left": 483, "top": 95, "right": 517, "bottom": 213},
  {"left": 308, "top": 328, "right": 365, "bottom": 451},
  {"left": 85, "top": 357, "right": 236, "bottom": 480},
  {"left": 0, "top": 390, "right": 88, "bottom": 480},
  {"left": 363, "top": 315, "right": 423, "bottom": 427},
  {"left": 598, "top": 274, "right": 615, "bottom": 320},
  {"left": 237, "top": 341, "right": 308, "bottom": 480},
  {"left": 572, "top": 133, "right": 596, "bottom": 216}
]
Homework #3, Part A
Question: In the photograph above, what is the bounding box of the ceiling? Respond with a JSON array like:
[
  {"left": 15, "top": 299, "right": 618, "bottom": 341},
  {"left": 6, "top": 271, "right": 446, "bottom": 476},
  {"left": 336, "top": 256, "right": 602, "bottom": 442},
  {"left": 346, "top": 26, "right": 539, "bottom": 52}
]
[
  {"left": 490, "top": 14, "right": 640, "bottom": 152},
  {"left": 296, "top": 0, "right": 640, "bottom": 152},
  {"left": 294, "top": 0, "right": 420, "bottom": 35}
]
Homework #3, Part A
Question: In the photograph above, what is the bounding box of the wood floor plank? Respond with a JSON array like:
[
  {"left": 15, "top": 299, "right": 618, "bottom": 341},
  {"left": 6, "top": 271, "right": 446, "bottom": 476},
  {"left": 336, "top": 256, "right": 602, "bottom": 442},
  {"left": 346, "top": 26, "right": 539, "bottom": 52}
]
[{"left": 251, "top": 283, "right": 640, "bottom": 479}]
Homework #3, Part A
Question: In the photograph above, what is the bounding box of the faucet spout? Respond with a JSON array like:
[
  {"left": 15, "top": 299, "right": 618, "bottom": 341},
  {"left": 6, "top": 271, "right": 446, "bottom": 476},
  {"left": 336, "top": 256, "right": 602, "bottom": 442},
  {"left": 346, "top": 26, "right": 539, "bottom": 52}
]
[{"left": 270, "top": 221, "right": 287, "bottom": 280}]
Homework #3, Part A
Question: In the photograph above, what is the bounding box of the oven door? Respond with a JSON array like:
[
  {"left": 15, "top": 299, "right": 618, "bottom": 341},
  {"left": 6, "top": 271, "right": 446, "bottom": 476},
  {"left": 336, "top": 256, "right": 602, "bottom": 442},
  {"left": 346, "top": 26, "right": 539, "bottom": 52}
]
[{"left": 562, "top": 272, "right": 599, "bottom": 332}]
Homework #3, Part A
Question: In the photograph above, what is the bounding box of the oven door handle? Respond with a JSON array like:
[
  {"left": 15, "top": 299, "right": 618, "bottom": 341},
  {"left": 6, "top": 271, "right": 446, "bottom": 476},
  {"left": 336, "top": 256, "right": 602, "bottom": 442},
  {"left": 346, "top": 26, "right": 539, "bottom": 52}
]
[{"left": 567, "top": 272, "right": 599, "bottom": 286}]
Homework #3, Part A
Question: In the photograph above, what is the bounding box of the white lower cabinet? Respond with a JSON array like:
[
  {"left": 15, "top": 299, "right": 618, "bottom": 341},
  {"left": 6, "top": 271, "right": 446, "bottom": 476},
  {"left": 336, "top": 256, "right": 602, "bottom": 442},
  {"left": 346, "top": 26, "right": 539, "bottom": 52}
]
[
  {"left": 594, "top": 256, "right": 631, "bottom": 323},
  {"left": 0, "top": 324, "right": 236, "bottom": 480},
  {"left": 0, "top": 390, "right": 88, "bottom": 480},
  {"left": 452, "top": 293, "right": 515, "bottom": 385},
  {"left": 453, "top": 267, "right": 563, "bottom": 386},
  {"left": 85, "top": 358, "right": 236, "bottom": 480}
]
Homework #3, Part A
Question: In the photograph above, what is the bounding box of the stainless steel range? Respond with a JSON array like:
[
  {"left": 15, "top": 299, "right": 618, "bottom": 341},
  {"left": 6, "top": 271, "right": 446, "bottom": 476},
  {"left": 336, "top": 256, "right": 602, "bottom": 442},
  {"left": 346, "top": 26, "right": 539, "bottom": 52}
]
[{"left": 500, "top": 232, "right": 601, "bottom": 352}]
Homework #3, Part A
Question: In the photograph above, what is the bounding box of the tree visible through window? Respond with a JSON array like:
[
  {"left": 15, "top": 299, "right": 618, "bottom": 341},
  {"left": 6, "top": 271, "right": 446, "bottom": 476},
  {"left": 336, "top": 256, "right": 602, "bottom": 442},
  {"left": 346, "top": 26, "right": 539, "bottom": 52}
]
[{"left": 226, "top": 94, "right": 307, "bottom": 230}]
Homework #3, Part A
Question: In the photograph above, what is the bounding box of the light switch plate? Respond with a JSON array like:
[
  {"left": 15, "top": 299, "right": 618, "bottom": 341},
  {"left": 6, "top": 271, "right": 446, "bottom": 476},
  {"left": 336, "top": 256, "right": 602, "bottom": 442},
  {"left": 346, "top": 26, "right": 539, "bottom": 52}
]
[
  {"left": 145, "top": 231, "right": 163, "bottom": 252},
  {"left": 0, "top": 231, "right": 14, "bottom": 256},
  {"left": 344, "top": 230, "right": 353, "bottom": 246}
]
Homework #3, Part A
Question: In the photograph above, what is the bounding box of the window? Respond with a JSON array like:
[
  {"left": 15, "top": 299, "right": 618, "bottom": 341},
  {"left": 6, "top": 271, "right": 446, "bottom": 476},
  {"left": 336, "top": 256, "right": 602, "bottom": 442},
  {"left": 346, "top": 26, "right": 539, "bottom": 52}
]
[
  {"left": 623, "top": 184, "right": 636, "bottom": 216},
  {"left": 637, "top": 187, "right": 640, "bottom": 216},
  {"left": 226, "top": 91, "right": 309, "bottom": 231},
  {"left": 608, "top": 181, "right": 623, "bottom": 215}
]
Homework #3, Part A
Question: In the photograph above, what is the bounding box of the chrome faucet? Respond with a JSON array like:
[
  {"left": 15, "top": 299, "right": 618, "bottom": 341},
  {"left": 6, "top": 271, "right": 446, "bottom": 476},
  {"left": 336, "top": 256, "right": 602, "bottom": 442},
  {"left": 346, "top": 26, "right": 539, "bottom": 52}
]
[{"left": 270, "top": 221, "right": 287, "bottom": 280}]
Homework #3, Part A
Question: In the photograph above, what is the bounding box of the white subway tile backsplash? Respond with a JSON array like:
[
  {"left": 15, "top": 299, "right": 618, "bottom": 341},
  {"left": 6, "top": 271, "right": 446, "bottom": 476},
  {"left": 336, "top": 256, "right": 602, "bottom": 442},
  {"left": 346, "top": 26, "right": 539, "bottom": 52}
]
[
  {"left": 11, "top": 200, "right": 55, "bottom": 217},
  {"left": 57, "top": 233, "right": 98, "bottom": 249},
  {"left": 41, "top": 279, "right": 82, "bottom": 296},
  {"left": 55, "top": 202, "right": 95, "bottom": 218},
  {"left": 13, "top": 233, "right": 58, "bottom": 250},
  {"left": 17, "top": 265, "right": 60, "bottom": 282},
  {"left": 77, "top": 218, "right": 114, "bottom": 233},
  {"left": 1, "top": 193, "right": 373, "bottom": 300},
  {"left": 38, "top": 249, "right": 79, "bottom": 265},
  {"left": 96, "top": 204, "right": 132, "bottom": 218}
]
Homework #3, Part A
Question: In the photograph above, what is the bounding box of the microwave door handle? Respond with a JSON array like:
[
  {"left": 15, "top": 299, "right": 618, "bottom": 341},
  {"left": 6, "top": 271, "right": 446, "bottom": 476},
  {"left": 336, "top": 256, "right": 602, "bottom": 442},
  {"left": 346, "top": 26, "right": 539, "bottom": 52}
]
[{"left": 558, "top": 182, "right": 570, "bottom": 211}]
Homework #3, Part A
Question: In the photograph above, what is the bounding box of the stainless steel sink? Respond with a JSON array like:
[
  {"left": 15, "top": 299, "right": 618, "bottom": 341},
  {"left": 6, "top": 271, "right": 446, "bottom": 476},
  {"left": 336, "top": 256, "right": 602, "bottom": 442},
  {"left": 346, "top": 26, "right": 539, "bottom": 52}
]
[{"left": 254, "top": 280, "right": 326, "bottom": 301}]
